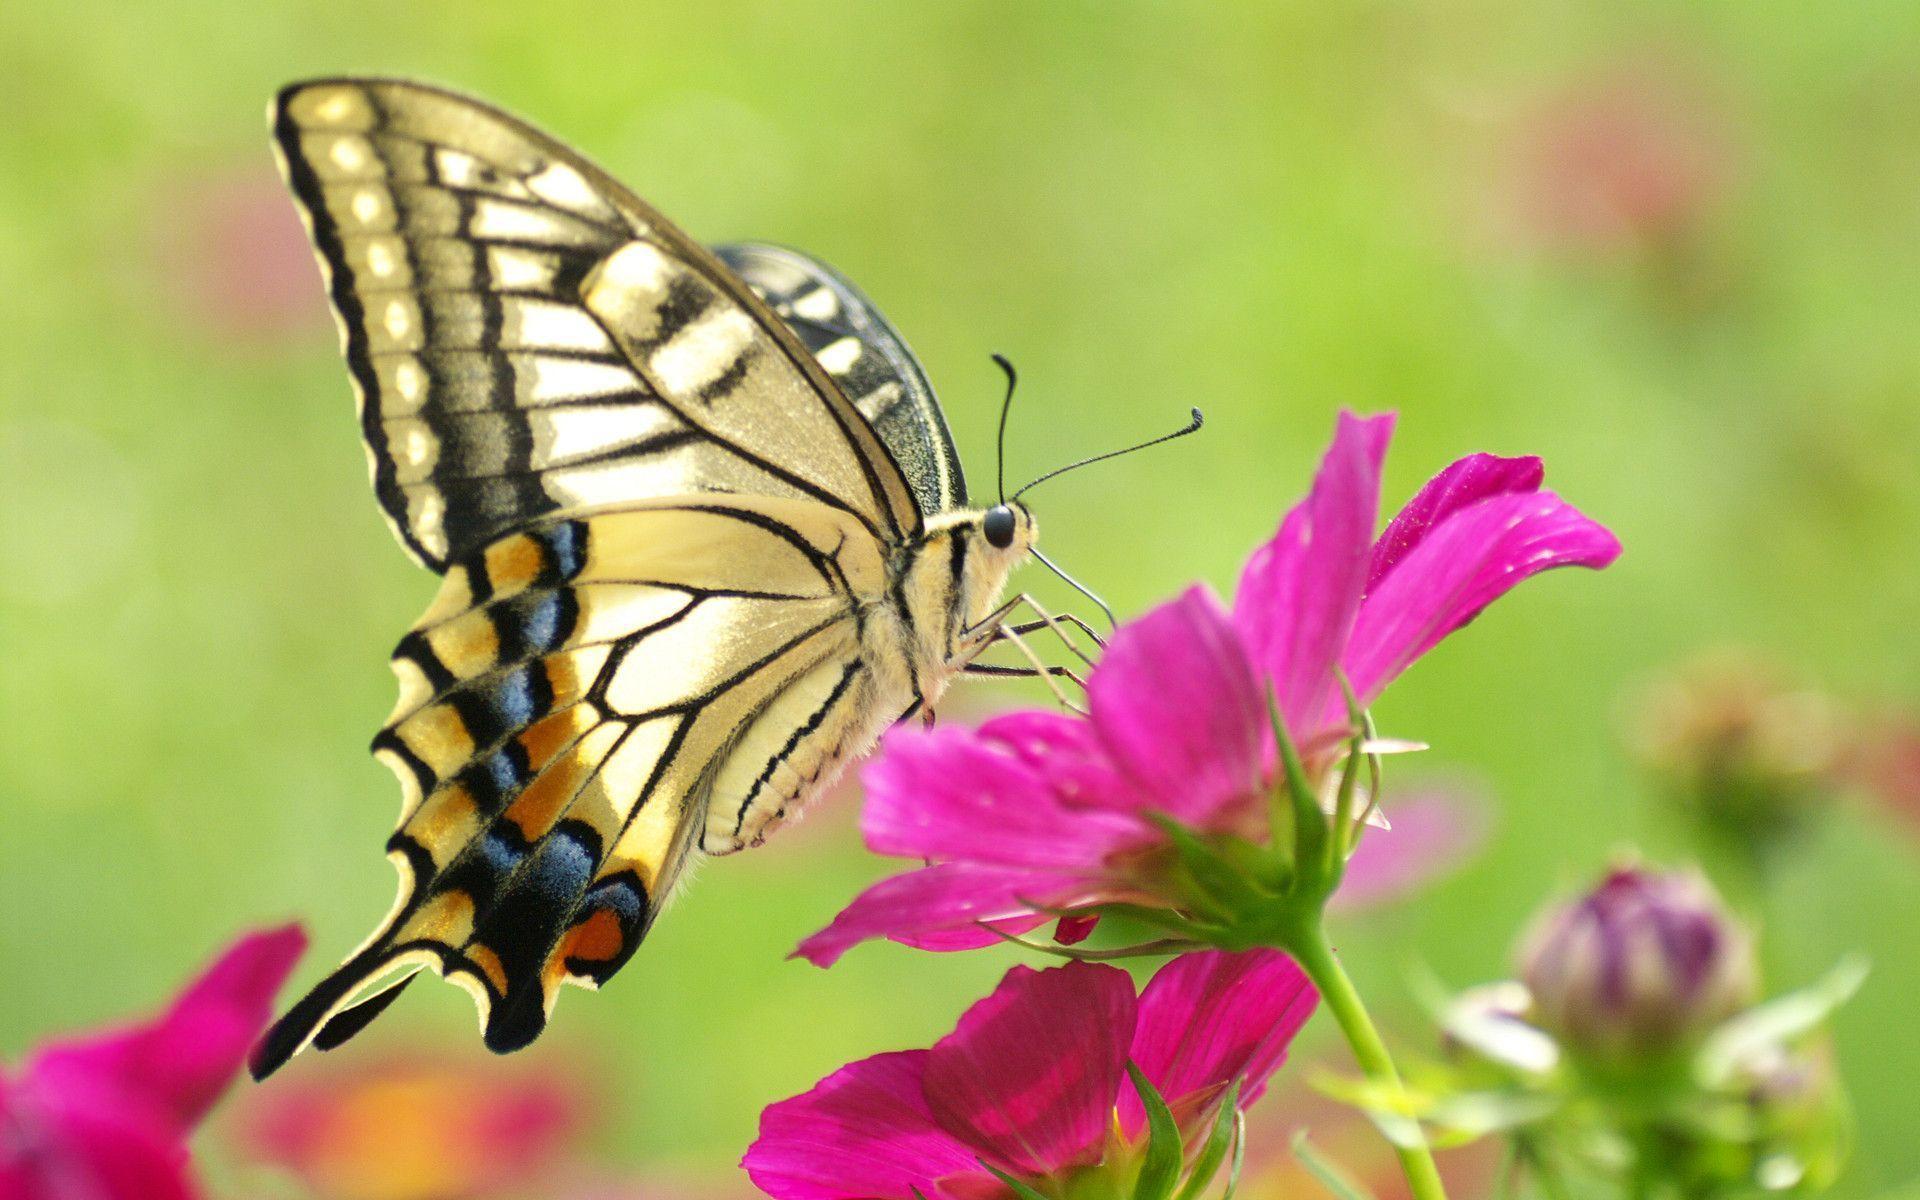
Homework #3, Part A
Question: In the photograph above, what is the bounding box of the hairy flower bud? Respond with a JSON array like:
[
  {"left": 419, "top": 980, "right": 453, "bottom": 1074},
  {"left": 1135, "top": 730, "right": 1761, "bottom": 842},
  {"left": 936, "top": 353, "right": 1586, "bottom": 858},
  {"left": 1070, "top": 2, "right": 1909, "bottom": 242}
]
[
  {"left": 1518, "top": 865, "right": 1756, "bottom": 1065},
  {"left": 1626, "top": 652, "right": 1842, "bottom": 857}
]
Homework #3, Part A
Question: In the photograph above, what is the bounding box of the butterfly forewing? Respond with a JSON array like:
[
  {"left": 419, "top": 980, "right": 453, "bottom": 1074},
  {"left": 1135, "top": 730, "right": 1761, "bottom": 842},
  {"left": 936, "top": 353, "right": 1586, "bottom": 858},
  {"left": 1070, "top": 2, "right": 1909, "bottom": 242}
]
[
  {"left": 272, "top": 78, "right": 922, "bottom": 569},
  {"left": 716, "top": 242, "right": 967, "bottom": 515}
]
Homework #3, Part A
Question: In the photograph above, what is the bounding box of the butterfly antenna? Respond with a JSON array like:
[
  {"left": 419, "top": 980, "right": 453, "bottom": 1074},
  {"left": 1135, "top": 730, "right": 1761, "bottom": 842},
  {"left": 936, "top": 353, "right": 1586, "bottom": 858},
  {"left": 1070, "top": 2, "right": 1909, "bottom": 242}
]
[
  {"left": 1034, "top": 547, "right": 1119, "bottom": 633},
  {"left": 992, "top": 353, "right": 1018, "bottom": 503},
  {"left": 1012, "top": 408, "right": 1204, "bottom": 501}
]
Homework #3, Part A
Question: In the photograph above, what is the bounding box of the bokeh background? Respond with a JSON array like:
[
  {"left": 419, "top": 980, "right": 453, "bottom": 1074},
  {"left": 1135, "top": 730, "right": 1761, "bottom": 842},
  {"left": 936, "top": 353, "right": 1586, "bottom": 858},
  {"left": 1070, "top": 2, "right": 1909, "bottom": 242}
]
[{"left": 3, "top": 2, "right": 1917, "bottom": 1196}]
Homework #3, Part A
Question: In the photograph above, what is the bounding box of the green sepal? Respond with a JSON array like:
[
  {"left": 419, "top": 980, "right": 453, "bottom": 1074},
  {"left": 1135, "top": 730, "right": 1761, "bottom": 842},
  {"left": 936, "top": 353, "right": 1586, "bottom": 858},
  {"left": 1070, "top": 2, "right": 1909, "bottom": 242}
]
[
  {"left": 1323, "top": 738, "right": 1365, "bottom": 884},
  {"left": 1126, "top": 1061, "right": 1184, "bottom": 1200},
  {"left": 978, "top": 1162, "right": 1055, "bottom": 1200},
  {"left": 1222, "top": 1110, "right": 1247, "bottom": 1200},
  {"left": 1268, "top": 692, "right": 1328, "bottom": 880},
  {"left": 1330, "top": 676, "right": 1373, "bottom": 863},
  {"left": 1143, "top": 814, "right": 1267, "bottom": 921},
  {"left": 1094, "top": 901, "right": 1232, "bottom": 943},
  {"left": 1173, "top": 1080, "right": 1241, "bottom": 1200},
  {"left": 1696, "top": 955, "right": 1868, "bottom": 1089},
  {"left": 1292, "top": 1132, "right": 1379, "bottom": 1200}
]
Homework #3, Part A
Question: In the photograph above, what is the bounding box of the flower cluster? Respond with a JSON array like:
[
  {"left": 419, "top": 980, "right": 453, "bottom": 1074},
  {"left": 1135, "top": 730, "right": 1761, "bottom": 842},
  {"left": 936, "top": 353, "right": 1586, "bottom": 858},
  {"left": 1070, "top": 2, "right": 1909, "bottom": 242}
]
[{"left": 746, "top": 411, "right": 1625, "bottom": 1200}]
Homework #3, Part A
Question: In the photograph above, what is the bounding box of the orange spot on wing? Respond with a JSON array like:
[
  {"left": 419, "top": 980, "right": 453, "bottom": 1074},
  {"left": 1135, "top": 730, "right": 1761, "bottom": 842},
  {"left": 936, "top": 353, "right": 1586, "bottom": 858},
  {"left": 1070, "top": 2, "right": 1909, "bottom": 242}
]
[
  {"left": 483, "top": 535, "right": 544, "bottom": 595},
  {"left": 396, "top": 703, "right": 475, "bottom": 776},
  {"left": 561, "top": 908, "right": 626, "bottom": 969}
]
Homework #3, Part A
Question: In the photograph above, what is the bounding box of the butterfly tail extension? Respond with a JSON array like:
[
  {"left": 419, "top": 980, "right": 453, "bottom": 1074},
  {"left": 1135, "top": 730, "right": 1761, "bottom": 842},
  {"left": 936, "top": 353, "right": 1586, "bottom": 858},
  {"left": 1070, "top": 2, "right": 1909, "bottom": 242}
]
[{"left": 250, "top": 941, "right": 425, "bottom": 1078}]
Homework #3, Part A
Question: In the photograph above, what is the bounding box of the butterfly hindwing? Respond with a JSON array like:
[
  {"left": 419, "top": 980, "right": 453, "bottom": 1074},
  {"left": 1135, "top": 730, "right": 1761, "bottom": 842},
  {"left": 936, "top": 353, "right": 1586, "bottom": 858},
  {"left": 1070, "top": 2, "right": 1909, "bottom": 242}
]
[
  {"left": 271, "top": 77, "right": 924, "bottom": 569},
  {"left": 251, "top": 496, "right": 885, "bottom": 1075}
]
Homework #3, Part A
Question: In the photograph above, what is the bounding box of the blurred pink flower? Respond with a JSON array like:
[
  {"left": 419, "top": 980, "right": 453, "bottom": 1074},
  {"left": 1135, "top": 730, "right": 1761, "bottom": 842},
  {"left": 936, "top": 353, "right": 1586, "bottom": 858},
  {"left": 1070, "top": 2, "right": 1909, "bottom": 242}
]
[
  {"left": 1512, "top": 65, "right": 1733, "bottom": 254},
  {"left": 0, "top": 925, "right": 306, "bottom": 1200},
  {"left": 240, "top": 1054, "right": 583, "bottom": 1200},
  {"left": 1331, "top": 782, "right": 1488, "bottom": 911},
  {"left": 798, "top": 413, "right": 1618, "bottom": 966},
  {"left": 745, "top": 950, "right": 1315, "bottom": 1200},
  {"left": 1847, "top": 715, "right": 1920, "bottom": 838},
  {"left": 151, "top": 165, "right": 327, "bottom": 342}
]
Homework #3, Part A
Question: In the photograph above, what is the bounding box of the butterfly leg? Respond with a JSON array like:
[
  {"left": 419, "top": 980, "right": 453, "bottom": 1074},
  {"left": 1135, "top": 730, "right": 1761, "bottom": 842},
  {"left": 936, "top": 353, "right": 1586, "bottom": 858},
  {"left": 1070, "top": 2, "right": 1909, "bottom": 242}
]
[
  {"left": 985, "top": 593, "right": 1103, "bottom": 668},
  {"left": 987, "top": 623, "right": 1090, "bottom": 715},
  {"left": 1006, "top": 607, "right": 1108, "bottom": 653}
]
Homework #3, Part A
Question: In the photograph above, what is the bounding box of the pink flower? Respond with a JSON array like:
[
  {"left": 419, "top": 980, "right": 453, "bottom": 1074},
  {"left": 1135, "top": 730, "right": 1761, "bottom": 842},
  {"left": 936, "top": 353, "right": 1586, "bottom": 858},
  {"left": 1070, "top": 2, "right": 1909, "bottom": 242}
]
[
  {"left": 798, "top": 412, "right": 1619, "bottom": 966},
  {"left": 744, "top": 949, "right": 1315, "bottom": 1199},
  {"left": 1510, "top": 63, "right": 1734, "bottom": 254},
  {"left": 1330, "top": 781, "right": 1488, "bottom": 911},
  {"left": 239, "top": 1054, "right": 584, "bottom": 1200},
  {"left": 0, "top": 925, "right": 306, "bottom": 1200},
  {"left": 149, "top": 165, "right": 329, "bottom": 344}
]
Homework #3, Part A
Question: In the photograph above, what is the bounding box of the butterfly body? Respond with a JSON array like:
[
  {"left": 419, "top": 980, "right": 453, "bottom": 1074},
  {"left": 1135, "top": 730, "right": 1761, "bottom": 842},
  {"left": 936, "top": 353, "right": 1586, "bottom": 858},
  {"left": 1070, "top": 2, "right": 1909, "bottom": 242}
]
[{"left": 252, "top": 77, "right": 1043, "bottom": 1076}]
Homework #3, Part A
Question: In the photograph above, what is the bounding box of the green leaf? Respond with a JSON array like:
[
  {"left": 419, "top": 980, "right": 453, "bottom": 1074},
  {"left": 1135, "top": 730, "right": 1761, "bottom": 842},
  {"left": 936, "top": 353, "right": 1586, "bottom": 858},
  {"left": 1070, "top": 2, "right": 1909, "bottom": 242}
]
[
  {"left": 1127, "top": 1061, "right": 1184, "bottom": 1200},
  {"left": 1696, "top": 955, "right": 1868, "bottom": 1088},
  {"left": 1312, "top": 1073, "right": 1428, "bottom": 1150},
  {"left": 1292, "top": 1132, "right": 1379, "bottom": 1200},
  {"left": 979, "top": 1161, "right": 1056, "bottom": 1200},
  {"left": 1420, "top": 1091, "right": 1560, "bottom": 1142},
  {"left": 1173, "top": 1080, "right": 1241, "bottom": 1200}
]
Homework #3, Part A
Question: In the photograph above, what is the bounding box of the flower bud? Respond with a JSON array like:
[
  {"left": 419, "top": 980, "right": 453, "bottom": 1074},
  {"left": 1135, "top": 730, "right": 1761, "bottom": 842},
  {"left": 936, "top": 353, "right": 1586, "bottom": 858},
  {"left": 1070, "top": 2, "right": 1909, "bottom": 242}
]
[
  {"left": 1626, "top": 652, "right": 1842, "bottom": 856},
  {"left": 1518, "top": 865, "right": 1756, "bottom": 1065}
]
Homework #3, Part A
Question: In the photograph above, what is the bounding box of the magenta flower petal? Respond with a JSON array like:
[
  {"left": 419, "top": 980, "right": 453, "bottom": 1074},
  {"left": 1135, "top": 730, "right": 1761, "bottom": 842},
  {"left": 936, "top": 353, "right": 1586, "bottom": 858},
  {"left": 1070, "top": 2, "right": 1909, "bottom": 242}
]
[
  {"left": 1233, "top": 412, "right": 1394, "bottom": 737},
  {"left": 27, "top": 924, "right": 306, "bottom": 1138},
  {"left": 745, "top": 1049, "right": 991, "bottom": 1200},
  {"left": 1368, "top": 453, "right": 1545, "bottom": 589},
  {"left": 1344, "top": 490, "right": 1622, "bottom": 705},
  {"left": 3, "top": 925, "right": 305, "bottom": 1200},
  {"left": 1118, "top": 950, "right": 1317, "bottom": 1138},
  {"left": 977, "top": 711, "right": 1148, "bottom": 816},
  {"left": 0, "top": 1099, "right": 196, "bottom": 1200},
  {"left": 1333, "top": 784, "right": 1488, "bottom": 910},
  {"left": 923, "top": 962, "right": 1137, "bottom": 1175},
  {"left": 861, "top": 725, "right": 1140, "bottom": 868},
  {"left": 795, "top": 863, "right": 1079, "bottom": 967},
  {"left": 1088, "top": 587, "right": 1266, "bottom": 825}
]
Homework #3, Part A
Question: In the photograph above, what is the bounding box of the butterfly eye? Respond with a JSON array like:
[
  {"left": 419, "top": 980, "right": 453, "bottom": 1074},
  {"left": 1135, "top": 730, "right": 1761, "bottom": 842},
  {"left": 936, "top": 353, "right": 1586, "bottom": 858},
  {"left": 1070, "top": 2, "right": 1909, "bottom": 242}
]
[{"left": 983, "top": 505, "right": 1018, "bottom": 549}]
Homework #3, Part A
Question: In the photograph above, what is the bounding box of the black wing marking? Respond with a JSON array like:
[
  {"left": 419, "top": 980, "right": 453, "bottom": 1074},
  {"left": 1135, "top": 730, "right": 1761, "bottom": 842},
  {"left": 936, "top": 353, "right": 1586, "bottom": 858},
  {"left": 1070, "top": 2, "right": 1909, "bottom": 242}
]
[
  {"left": 716, "top": 242, "right": 967, "bottom": 515},
  {"left": 271, "top": 78, "right": 926, "bottom": 570}
]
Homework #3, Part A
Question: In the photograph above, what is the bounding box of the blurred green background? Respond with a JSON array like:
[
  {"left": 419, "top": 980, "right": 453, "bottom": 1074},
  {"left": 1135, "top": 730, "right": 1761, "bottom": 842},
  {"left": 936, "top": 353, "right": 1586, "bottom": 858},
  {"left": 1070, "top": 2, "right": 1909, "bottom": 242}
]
[{"left": 3, "top": 1, "right": 1918, "bottom": 1195}]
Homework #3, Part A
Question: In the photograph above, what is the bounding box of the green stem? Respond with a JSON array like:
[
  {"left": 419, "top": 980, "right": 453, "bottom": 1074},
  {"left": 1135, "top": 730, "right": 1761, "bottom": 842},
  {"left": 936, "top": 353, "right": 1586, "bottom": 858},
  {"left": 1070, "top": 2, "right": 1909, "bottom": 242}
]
[{"left": 1285, "top": 922, "right": 1449, "bottom": 1200}]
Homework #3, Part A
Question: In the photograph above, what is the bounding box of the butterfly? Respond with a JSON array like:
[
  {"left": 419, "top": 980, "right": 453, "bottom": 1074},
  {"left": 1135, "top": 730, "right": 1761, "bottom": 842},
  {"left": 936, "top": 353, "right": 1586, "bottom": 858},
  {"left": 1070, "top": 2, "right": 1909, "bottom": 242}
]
[{"left": 251, "top": 78, "right": 1194, "bottom": 1078}]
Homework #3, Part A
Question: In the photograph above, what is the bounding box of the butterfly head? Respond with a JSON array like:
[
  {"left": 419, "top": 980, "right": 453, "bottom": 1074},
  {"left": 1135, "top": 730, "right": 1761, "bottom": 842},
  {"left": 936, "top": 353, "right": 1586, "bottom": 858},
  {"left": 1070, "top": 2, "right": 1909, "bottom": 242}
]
[{"left": 981, "top": 500, "right": 1033, "bottom": 556}]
